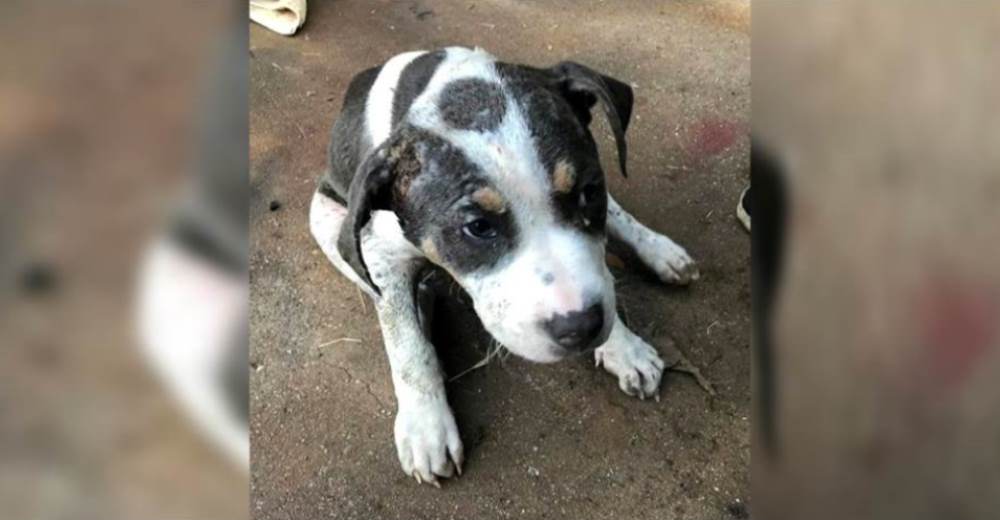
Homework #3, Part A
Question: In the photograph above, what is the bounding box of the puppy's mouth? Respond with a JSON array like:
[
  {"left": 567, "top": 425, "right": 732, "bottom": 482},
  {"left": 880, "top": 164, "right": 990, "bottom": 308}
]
[{"left": 538, "top": 322, "right": 613, "bottom": 362}]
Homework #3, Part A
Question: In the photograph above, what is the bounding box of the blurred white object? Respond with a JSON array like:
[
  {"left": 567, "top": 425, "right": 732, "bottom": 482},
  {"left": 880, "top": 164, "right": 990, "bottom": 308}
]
[
  {"left": 137, "top": 237, "right": 249, "bottom": 471},
  {"left": 250, "top": 0, "right": 307, "bottom": 36}
]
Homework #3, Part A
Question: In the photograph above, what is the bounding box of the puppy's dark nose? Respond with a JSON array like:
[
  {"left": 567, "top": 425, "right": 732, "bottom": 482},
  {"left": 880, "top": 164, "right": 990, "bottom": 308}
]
[{"left": 543, "top": 303, "right": 605, "bottom": 351}]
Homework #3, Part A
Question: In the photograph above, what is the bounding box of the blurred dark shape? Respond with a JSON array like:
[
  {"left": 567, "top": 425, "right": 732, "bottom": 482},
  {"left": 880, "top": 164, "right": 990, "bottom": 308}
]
[
  {"left": 137, "top": 0, "right": 250, "bottom": 470},
  {"left": 222, "top": 311, "right": 250, "bottom": 424},
  {"left": 18, "top": 262, "right": 57, "bottom": 296},
  {"left": 168, "top": 8, "right": 249, "bottom": 275},
  {"left": 269, "top": 200, "right": 282, "bottom": 211},
  {"left": 751, "top": 140, "right": 787, "bottom": 459},
  {"left": 726, "top": 501, "right": 750, "bottom": 520}
]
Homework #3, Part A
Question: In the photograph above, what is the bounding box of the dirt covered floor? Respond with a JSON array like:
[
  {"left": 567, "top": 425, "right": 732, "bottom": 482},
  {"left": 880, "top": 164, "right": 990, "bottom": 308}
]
[{"left": 250, "top": 1, "right": 750, "bottom": 518}]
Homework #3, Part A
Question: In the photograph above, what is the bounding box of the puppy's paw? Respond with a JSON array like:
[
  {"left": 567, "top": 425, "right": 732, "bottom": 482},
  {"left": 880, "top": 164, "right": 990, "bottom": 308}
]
[
  {"left": 595, "top": 335, "right": 666, "bottom": 400},
  {"left": 394, "top": 397, "right": 463, "bottom": 487},
  {"left": 639, "top": 234, "right": 700, "bottom": 285}
]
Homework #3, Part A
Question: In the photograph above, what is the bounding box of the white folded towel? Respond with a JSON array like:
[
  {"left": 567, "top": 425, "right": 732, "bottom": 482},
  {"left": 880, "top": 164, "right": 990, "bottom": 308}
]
[{"left": 250, "top": 0, "right": 307, "bottom": 36}]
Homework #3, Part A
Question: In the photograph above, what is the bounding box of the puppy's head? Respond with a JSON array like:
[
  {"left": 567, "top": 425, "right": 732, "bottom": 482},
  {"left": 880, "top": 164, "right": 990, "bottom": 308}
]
[{"left": 340, "top": 60, "right": 633, "bottom": 363}]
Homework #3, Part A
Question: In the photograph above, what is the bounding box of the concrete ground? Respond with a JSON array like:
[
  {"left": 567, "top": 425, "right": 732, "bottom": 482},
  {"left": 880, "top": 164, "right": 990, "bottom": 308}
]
[{"left": 250, "top": 1, "right": 749, "bottom": 519}]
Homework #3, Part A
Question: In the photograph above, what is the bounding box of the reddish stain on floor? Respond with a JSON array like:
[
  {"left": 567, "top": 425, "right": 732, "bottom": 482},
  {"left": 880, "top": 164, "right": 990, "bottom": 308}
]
[
  {"left": 688, "top": 118, "right": 741, "bottom": 158},
  {"left": 913, "top": 274, "right": 998, "bottom": 389}
]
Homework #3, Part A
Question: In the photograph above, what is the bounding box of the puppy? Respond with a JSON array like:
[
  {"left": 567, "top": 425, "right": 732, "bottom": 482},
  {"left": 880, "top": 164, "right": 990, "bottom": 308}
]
[{"left": 310, "top": 47, "right": 699, "bottom": 486}]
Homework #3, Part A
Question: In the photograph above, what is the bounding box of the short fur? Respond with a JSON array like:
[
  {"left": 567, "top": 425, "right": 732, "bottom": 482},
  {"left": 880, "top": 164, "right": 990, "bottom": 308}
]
[{"left": 310, "top": 47, "right": 699, "bottom": 486}]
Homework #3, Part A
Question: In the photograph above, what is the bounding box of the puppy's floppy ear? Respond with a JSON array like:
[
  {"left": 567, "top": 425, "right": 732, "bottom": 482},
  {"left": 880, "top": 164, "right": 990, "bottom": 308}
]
[
  {"left": 336, "top": 142, "right": 405, "bottom": 296},
  {"left": 550, "top": 61, "right": 634, "bottom": 178}
]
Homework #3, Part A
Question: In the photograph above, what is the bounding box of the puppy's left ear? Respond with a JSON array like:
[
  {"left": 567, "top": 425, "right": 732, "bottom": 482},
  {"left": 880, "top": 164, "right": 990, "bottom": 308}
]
[
  {"left": 336, "top": 143, "right": 404, "bottom": 296},
  {"left": 550, "top": 61, "right": 634, "bottom": 178}
]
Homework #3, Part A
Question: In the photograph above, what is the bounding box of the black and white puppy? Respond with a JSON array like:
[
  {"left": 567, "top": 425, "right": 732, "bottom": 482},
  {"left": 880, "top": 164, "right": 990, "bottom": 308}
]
[{"left": 310, "top": 47, "right": 699, "bottom": 486}]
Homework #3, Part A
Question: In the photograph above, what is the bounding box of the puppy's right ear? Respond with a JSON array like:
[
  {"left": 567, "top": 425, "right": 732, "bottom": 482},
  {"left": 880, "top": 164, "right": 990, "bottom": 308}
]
[
  {"left": 336, "top": 145, "right": 399, "bottom": 296},
  {"left": 549, "top": 62, "right": 634, "bottom": 178}
]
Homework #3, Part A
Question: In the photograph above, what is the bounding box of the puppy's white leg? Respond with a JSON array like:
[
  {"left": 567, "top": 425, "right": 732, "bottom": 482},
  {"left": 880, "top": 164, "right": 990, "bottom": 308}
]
[
  {"left": 376, "top": 293, "right": 462, "bottom": 487},
  {"left": 607, "top": 195, "right": 699, "bottom": 284},
  {"left": 363, "top": 212, "right": 463, "bottom": 487},
  {"left": 594, "top": 314, "right": 666, "bottom": 400}
]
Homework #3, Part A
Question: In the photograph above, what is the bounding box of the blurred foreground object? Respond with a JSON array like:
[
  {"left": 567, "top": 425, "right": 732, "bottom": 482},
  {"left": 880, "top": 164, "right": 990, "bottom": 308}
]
[
  {"left": 250, "top": 0, "right": 307, "bottom": 36},
  {"left": 137, "top": 238, "right": 248, "bottom": 470},
  {"left": 750, "top": 141, "right": 787, "bottom": 460},
  {"left": 0, "top": 2, "right": 247, "bottom": 518},
  {"left": 138, "top": 1, "right": 250, "bottom": 472},
  {"left": 753, "top": 1, "right": 1000, "bottom": 519}
]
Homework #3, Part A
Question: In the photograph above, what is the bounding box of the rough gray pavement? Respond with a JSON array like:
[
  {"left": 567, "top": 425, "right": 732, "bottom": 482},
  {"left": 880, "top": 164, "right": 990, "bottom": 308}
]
[{"left": 250, "top": 1, "right": 750, "bottom": 518}]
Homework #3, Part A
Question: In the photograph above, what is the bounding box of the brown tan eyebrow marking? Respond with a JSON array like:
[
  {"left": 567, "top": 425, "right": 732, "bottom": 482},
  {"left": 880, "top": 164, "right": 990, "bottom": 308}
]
[
  {"left": 552, "top": 159, "right": 576, "bottom": 194},
  {"left": 421, "top": 237, "right": 443, "bottom": 264},
  {"left": 471, "top": 187, "right": 506, "bottom": 213},
  {"left": 421, "top": 237, "right": 460, "bottom": 278}
]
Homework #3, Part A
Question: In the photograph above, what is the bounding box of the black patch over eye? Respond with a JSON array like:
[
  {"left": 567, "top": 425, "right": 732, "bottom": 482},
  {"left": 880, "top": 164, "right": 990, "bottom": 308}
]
[
  {"left": 463, "top": 217, "right": 499, "bottom": 239},
  {"left": 580, "top": 183, "right": 602, "bottom": 207},
  {"left": 551, "top": 177, "right": 606, "bottom": 233}
]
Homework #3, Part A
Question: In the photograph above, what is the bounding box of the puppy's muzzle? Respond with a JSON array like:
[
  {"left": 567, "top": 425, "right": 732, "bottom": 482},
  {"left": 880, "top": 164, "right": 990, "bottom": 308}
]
[{"left": 542, "top": 302, "right": 606, "bottom": 352}]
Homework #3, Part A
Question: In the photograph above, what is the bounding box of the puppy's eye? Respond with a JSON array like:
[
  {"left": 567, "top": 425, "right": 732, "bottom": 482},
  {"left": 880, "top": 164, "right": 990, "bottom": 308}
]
[
  {"left": 463, "top": 218, "right": 499, "bottom": 240},
  {"left": 580, "top": 183, "right": 602, "bottom": 206}
]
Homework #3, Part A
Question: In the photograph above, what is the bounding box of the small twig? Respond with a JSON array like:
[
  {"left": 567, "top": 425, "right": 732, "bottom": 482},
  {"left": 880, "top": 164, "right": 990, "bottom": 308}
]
[
  {"left": 449, "top": 356, "right": 492, "bottom": 382},
  {"left": 659, "top": 337, "right": 716, "bottom": 396},
  {"left": 356, "top": 286, "right": 368, "bottom": 314},
  {"left": 450, "top": 340, "right": 505, "bottom": 381},
  {"left": 318, "top": 337, "right": 362, "bottom": 348},
  {"left": 670, "top": 359, "right": 717, "bottom": 396},
  {"left": 706, "top": 320, "right": 721, "bottom": 335}
]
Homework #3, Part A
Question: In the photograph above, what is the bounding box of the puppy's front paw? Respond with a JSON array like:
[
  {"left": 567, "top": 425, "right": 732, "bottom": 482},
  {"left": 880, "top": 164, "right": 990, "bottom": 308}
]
[
  {"left": 394, "top": 396, "right": 463, "bottom": 487},
  {"left": 595, "top": 335, "right": 666, "bottom": 400},
  {"left": 640, "top": 235, "right": 700, "bottom": 285}
]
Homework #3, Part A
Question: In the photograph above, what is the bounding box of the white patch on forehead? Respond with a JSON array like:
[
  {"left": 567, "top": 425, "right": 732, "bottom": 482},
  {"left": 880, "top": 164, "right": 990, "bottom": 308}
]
[{"left": 367, "top": 50, "right": 428, "bottom": 147}]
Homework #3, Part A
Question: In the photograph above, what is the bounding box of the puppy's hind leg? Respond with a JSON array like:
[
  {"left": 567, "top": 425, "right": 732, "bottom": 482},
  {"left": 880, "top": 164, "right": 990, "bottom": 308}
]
[{"left": 607, "top": 195, "right": 700, "bottom": 284}]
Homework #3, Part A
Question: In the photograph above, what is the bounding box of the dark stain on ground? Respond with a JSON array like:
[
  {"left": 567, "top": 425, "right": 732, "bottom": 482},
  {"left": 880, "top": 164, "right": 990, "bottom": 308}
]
[
  {"left": 913, "top": 273, "right": 998, "bottom": 390},
  {"left": 689, "top": 118, "right": 742, "bottom": 159},
  {"left": 19, "top": 262, "right": 58, "bottom": 296},
  {"left": 727, "top": 500, "right": 750, "bottom": 519}
]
